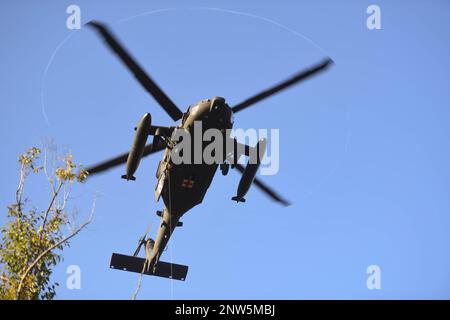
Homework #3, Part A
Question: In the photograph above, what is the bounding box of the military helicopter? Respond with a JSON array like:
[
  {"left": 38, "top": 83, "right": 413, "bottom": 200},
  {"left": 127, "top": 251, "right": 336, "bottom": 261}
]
[{"left": 85, "top": 21, "right": 333, "bottom": 281}]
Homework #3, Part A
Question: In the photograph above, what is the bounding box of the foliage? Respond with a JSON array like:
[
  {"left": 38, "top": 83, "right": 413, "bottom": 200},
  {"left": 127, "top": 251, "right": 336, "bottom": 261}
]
[{"left": 0, "top": 146, "right": 91, "bottom": 300}]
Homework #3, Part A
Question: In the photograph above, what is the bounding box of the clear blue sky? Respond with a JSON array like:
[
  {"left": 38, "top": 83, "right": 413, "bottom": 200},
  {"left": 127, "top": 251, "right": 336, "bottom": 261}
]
[{"left": 1, "top": 0, "right": 450, "bottom": 299}]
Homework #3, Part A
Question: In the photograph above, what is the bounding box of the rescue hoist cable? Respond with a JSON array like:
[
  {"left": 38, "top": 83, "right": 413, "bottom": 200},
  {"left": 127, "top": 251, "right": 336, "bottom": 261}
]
[{"left": 167, "top": 166, "right": 174, "bottom": 299}]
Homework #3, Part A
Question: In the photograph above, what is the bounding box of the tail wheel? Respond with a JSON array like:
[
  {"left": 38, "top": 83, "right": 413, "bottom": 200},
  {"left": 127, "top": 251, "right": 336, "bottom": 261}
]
[{"left": 220, "top": 163, "right": 230, "bottom": 176}]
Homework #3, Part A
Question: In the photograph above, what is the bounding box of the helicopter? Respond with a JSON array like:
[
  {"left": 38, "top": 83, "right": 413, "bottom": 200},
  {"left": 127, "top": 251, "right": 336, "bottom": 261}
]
[{"left": 85, "top": 21, "right": 333, "bottom": 281}]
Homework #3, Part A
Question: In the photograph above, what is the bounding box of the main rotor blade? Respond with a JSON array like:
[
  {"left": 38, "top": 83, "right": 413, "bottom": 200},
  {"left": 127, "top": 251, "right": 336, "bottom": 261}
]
[
  {"left": 231, "top": 58, "right": 333, "bottom": 113},
  {"left": 233, "top": 164, "right": 291, "bottom": 206},
  {"left": 87, "top": 21, "right": 183, "bottom": 121},
  {"left": 85, "top": 143, "right": 165, "bottom": 177}
]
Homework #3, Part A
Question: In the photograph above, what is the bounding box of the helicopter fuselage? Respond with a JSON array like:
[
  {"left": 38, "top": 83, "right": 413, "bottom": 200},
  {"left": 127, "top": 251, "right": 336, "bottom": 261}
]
[{"left": 148, "top": 97, "right": 234, "bottom": 269}]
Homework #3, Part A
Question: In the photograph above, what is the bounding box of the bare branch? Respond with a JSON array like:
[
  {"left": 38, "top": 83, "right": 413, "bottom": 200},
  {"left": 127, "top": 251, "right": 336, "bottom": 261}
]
[
  {"left": 39, "top": 181, "right": 63, "bottom": 246},
  {"left": 60, "top": 183, "right": 71, "bottom": 213},
  {"left": 15, "top": 163, "right": 26, "bottom": 213},
  {"left": 43, "top": 146, "right": 56, "bottom": 194}
]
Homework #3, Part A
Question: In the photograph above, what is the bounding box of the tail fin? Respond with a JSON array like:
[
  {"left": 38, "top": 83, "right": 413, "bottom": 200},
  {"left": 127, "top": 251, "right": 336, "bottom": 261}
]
[{"left": 110, "top": 253, "right": 188, "bottom": 281}]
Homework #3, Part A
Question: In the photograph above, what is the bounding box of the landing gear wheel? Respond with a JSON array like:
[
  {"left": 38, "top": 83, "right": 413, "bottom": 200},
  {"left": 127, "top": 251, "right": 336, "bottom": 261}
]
[{"left": 220, "top": 163, "right": 230, "bottom": 176}]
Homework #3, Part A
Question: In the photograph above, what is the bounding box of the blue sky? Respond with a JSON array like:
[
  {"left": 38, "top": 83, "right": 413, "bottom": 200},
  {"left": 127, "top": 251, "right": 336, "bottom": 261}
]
[{"left": 1, "top": 0, "right": 450, "bottom": 299}]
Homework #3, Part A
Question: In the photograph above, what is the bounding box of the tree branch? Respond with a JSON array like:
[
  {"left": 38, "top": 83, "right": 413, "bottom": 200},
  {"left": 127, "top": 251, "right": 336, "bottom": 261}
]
[
  {"left": 39, "top": 181, "right": 63, "bottom": 244},
  {"left": 1, "top": 275, "right": 10, "bottom": 284},
  {"left": 15, "top": 197, "right": 96, "bottom": 300},
  {"left": 15, "top": 163, "right": 26, "bottom": 214},
  {"left": 43, "top": 147, "right": 56, "bottom": 195}
]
